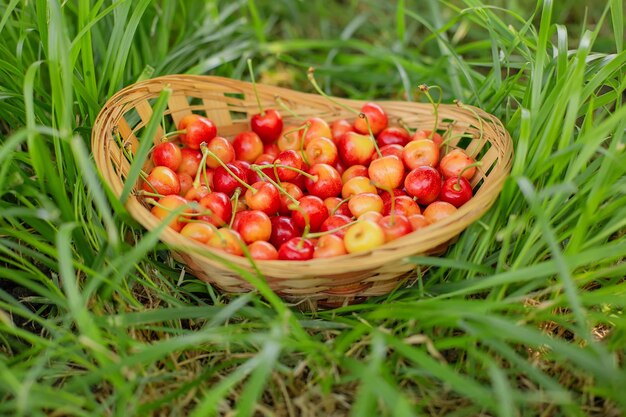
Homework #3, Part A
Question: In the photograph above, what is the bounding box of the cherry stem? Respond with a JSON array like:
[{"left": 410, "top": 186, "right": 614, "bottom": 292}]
[
  {"left": 274, "top": 95, "right": 300, "bottom": 119},
  {"left": 298, "top": 122, "right": 312, "bottom": 165},
  {"left": 194, "top": 143, "right": 211, "bottom": 188},
  {"left": 254, "top": 163, "right": 317, "bottom": 182},
  {"left": 359, "top": 113, "right": 383, "bottom": 158},
  {"left": 247, "top": 58, "right": 264, "bottom": 116},
  {"left": 135, "top": 190, "right": 165, "bottom": 199},
  {"left": 419, "top": 84, "right": 441, "bottom": 140},
  {"left": 307, "top": 67, "right": 359, "bottom": 116},
  {"left": 229, "top": 188, "right": 241, "bottom": 228},
  {"left": 457, "top": 161, "right": 483, "bottom": 183},
  {"left": 201, "top": 143, "right": 256, "bottom": 193},
  {"left": 398, "top": 119, "right": 414, "bottom": 135},
  {"left": 160, "top": 129, "right": 186, "bottom": 142},
  {"left": 330, "top": 196, "right": 351, "bottom": 216},
  {"left": 305, "top": 220, "right": 358, "bottom": 238}
]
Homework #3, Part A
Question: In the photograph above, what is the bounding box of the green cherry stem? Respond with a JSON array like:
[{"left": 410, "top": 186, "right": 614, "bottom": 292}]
[
  {"left": 305, "top": 219, "right": 359, "bottom": 239},
  {"left": 419, "top": 84, "right": 441, "bottom": 140},
  {"left": 201, "top": 143, "right": 256, "bottom": 194},
  {"left": 135, "top": 190, "right": 165, "bottom": 199},
  {"left": 194, "top": 142, "right": 211, "bottom": 188},
  {"left": 160, "top": 129, "right": 186, "bottom": 142},
  {"left": 247, "top": 58, "right": 264, "bottom": 116},
  {"left": 358, "top": 113, "right": 383, "bottom": 158},
  {"left": 274, "top": 95, "right": 300, "bottom": 119},
  {"left": 330, "top": 196, "right": 351, "bottom": 216},
  {"left": 307, "top": 67, "right": 359, "bottom": 116},
  {"left": 229, "top": 188, "right": 241, "bottom": 228},
  {"left": 457, "top": 161, "right": 483, "bottom": 184},
  {"left": 298, "top": 122, "right": 312, "bottom": 165},
  {"left": 253, "top": 163, "right": 318, "bottom": 182}
]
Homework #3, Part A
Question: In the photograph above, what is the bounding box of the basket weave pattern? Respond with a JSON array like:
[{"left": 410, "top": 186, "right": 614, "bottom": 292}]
[{"left": 92, "top": 75, "right": 513, "bottom": 307}]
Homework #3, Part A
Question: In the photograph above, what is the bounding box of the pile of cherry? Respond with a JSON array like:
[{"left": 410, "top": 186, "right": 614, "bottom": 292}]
[{"left": 141, "top": 102, "right": 477, "bottom": 261}]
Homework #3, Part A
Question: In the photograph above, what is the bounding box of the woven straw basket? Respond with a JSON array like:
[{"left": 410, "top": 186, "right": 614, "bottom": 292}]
[{"left": 92, "top": 75, "right": 513, "bottom": 309}]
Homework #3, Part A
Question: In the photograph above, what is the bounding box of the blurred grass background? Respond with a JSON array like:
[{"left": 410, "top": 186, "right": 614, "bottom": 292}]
[{"left": 0, "top": 0, "right": 625, "bottom": 416}]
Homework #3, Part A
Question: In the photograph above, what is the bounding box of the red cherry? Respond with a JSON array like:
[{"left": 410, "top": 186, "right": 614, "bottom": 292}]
[
  {"left": 278, "top": 182, "right": 304, "bottom": 216},
  {"left": 197, "top": 192, "right": 232, "bottom": 227},
  {"left": 251, "top": 109, "right": 283, "bottom": 144},
  {"left": 439, "top": 177, "right": 473, "bottom": 207},
  {"left": 213, "top": 163, "right": 248, "bottom": 197},
  {"left": 373, "top": 144, "right": 404, "bottom": 161},
  {"left": 408, "top": 214, "right": 431, "bottom": 231},
  {"left": 263, "top": 142, "right": 280, "bottom": 157},
  {"left": 270, "top": 216, "right": 302, "bottom": 249},
  {"left": 244, "top": 181, "right": 280, "bottom": 215},
  {"left": 233, "top": 131, "right": 264, "bottom": 163},
  {"left": 313, "top": 234, "right": 347, "bottom": 259},
  {"left": 404, "top": 166, "right": 442, "bottom": 205},
  {"left": 353, "top": 102, "right": 388, "bottom": 136},
  {"left": 292, "top": 195, "right": 328, "bottom": 233},
  {"left": 377, "top": 127, "right": 410, "bottom": 147},
  {"left": 320, "top": 214, "right": 352, "bottom": 238},
  {"left": 423, "top": 201, "right": 457, "bottom": 224},
  {"left": 304, "top": 164, "right": 342, "bottom": 200},
  {"left": 273, "top": 150, "right": 304, "bottom": 182},
  {"left": 184, "top": 184, "right": 211, "bottom": 202},
  {"left": 439, "top": 149, "right": 476, "bottom": 180},
  {"left": 323, "top": 197, "right": 352, "bottom": 217},
  {"left": 278, "top": 237, "right": 314, "bottom": 261},
  {"left": 330, "top": 119, "right": 354, "bottom": 144},
  {"left": 179, "top": 115, "right": 217, "bottom": 150},
  {"left": 383, "top": 195, "right": 421, "bottom": 217},
  {"left": 149, "top": 195, "right": 192, "bottom": 232},
  {"left": 411, "top": 130, "right": 443, "bottom": 147},
  {"left": 378, "top": 214, "right": 412, "bottom": 242},
  {"left": 152, "top": 142, "right": 182, "bottom": 171},
  {"left": 205, "top": 136, "right": 235, "bottom": 169},
  {"left": 368, "top": 155, "right": 405, "bottom": 190},
  {"left": 177, "top": 173, "right": 193, "bottom": 197}
]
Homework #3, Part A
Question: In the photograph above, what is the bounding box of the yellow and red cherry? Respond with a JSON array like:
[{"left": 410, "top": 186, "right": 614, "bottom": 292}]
[
  {"left": 305, "top": 136, "right": 338, "bottom": 166},
  {"left": 373, "top": 144, "right": 404, "bottom": 161},
  {"left": 348, "top": 192, "right": 384, "bottom": 218},
  {"left": 277, "top": 125, "right": 303, "bottom": 151},
  {"left": 143, "top": 166, "right": 181, "bottom": 196},
  {"left": 149, "top": 194, "right": 191, "bottom": 232},
  {"left": 273, "top": 149, "right": 304, "bottom": 182},
  {"left": 341, "top": 165, "right": 368, "bottom": 183},
  {"left": 324, "top": 197, "right": 351, "bottom": 217},
  {"left": 330, "top": 119, "right": 354, "bottom": 144},
  {"left": 353, "top": 102, "right": 388, "bottom": 136},
  {"left": 197, "top": 192, "right": 232, "bottom": 227},
  {"left": 177, "top": 148, "right": 202, "bottom": 177},
  {"left": 408, "top": 214, "right": 431, "bottom": 231},
  {"left": 402, "top": 139, "right": 439, "bottom": 170},
  {"left": 368, "top": 154, "right": 404, "bottom": 190},
  {"left": 411, "top": 130, "right": 443, "bottom": 147},
  {"left": 313, "top": 234, "right": 347, "bottom": 259},
  {"left": 344, "top": 219, "right": 385, "bottom": 253},
  {"left": 179, "top": 115, "right": 217, "bottom": 150},
  {"left": 278, "top": 182, "right": 304, "bottom": 216},
  {"left": 300, "top": 117, "right": 331, "bottom": 147},
  {"left": 341, "top": 176, "right": 377, "bottom": 199},
  {"left": 439, "top": 149, "right": 476, "bottom": 180},
  {"left": 404, "top": 166, "right": 442, "bottom": 205},
  {"left": 378, "top": 214, "right": 412, "bottom": 242},
  {"left": 320, "top": 214, "right": 352, "bottom": 239},
  {"left": 177, "top": 173, "right": 193, "bottom": 197},
  {"left": 180, "top": 221, "right": 215, "bottom": 244},
  {"left": 383, "top": 195, "right": 421, "bottom": 217},
  {"left": 235, "top": 210, "right": 272, "bottom": 244},
  {"left": 423, "top": 201, "right": 457, "bottom": 224},
  {"left": 338, "top": 131, "right": 375, "bottom": 167},
  {"left": 152, "top": 142, "right": 182, "bottom": 171},
  {"left": 244, "top": 181, "right": 280, "bottom": 215},
  {"left": 204, "top": 136, "right": 235, "bottom": 169},
  {"left": 233, "top": 131, "right": 264, "bottom": 163},
  {"left": 248, "top": 240, "right": 279, "bottom": 260},
  {"left": 304, "top": 163, "right": 342, "bottom": 200},
  {"left": 184, "top": 184, "right": 211, "bottom": 202},
  {"left": 207, "top": 228, "right": 244, "bottom": 256}
]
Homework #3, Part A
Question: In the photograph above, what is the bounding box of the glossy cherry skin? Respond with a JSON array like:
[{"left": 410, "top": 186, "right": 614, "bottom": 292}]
[
  {"left": 320, "top": 214, "right": 353, "bottom": 238},
  {"left": 304, "top": 164, "right": 342, "bottom": 200},
  {"left": 439, "top": 149, "right": 476, "bottom": 180},
  {"left": 305, "top": 136, "right": 338, "bottom": 166},
  {"left": 207, "top": 228, "right": 244, "bottom": 256},
  {"left": 233, "top": 131, "right": 264, "bottom": 163},
  {"left": 177, "top": 148, "right": 203, "bottom": 177},
  {"left": 341, "top": 165, "right": 369, "bottom": 183},
  {"left": 423, "top": 201, "right": 457, "bottom": 223},
  {"left": 270, "top": 216, "right": 302, "bottom": 249},
  {"left": 368, "top": 155, "right": 404, "bottom": 190},
  {"left": 273, "top": 149, "right": 304, "bottom": 182},
  {"left": 338, "top": 131, "right": 375, "bottom": 167},
  {"left": 143, "top": 166, "right": 181, "bottom": 196},
  {"left": 180, "top": 221, "right": 215, "bottom": 244},
  {"left": 378, "top": 214, "right": 412, "bottom": 242},
  {"left": 248, "top": 241, "right": 279, "bottom": 260},
  {"left": 341, "top": 176, "right": 377, "bottom": 199},
  {"left": 278, "top": 182, "right": 304, "bottom": 216},
  {"left": 411, "top": 130, "right": 443, "bottom": 147},
  {"left": 278, "top": 237, "right": 315, "bottom": 261},
  {"left": 343, "top": 219, "right": 386, "bottom": 254},
  {"left": 330, "top": 119, "right": 354, "bottom": 144},
  {"left": 249, "top": 153, "right": 277, "bottom": 183},
  {"left": 439, "top": 176, "right": 473, "bottom": 207},
  {"left": 300, "top": 117, "right": 332, "bottom": 147},
  {"left": 313, "top": 234, "right": 347, "bottom": 259},
  {"left": 277, "top": 124, "right": 302, "bottom": 151},
  {"left": 383, "top": 195, "right": 421, "bottom": 217},
  {"left": 408, "top": 214, "right": 431, "bottom": 231},
  {"left": 263, "top": 142, "right": 280, "bottom": 158},
  {"left": 353, "top": 102, "right": 388, "bottom": 136},
  {"left": 348, "top": 192, "right": 384, "bottom": 218},
  {"left": 373, "top": 144, "right": 404, "bottom": 161},
  {"left": 179, "top": 115, "right": 217, "bottom": 150},
  {"left": 251, "top": 109, "right": 283, "bottom": 144},
  {"left": 152, "top": 142, "right": 182, "bottom": 171},
  {"left": 376, "top": 126, "right": 410, "bottom": 147},
  {"left": 184, "top": 184, "right": 211, "bottom": 202},
  {"left": 402, "top": 139, "right": 439, "bottom": 170},
  {"left": 205, "top": 136, "right": 235, "bottom": 169},
  {"left": 404, "top": 166, "right": 442, "bottom": 205},
  {"left": 213, "top": 163, "right": 247, "bottom": 197},
  {"left": 236, "top": 210, "right": 272, "bottom": 243},
  {"left": 197, "top": 192, "right": 232, "bottom": 227},
  {"left": 149, "top": 194, "right": 191, "bottom": 232},
  {"left": 323, "top": 197, "right": 352, "bottom": 217},
  {"left": 291, "top": 195, "right": 329, "bottom": 233},
  {"left": 244, "top": 181, "right": 280, "bottom": 216}
]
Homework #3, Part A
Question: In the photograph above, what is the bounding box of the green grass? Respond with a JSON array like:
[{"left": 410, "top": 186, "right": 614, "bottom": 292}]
[{"left": 1, "top": 0, "right": 625, "bottom": 416}]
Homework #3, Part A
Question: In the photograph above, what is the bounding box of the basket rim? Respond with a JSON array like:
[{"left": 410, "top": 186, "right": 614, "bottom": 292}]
[{"left": 92, "top": 74, "right": 514, "bottom": 276}]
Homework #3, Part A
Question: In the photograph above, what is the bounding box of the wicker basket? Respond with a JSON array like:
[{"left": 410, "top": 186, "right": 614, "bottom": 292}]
[{"left": 92, "top": 75, "right": 513, "bottom": 308}]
